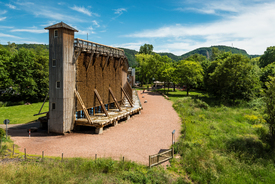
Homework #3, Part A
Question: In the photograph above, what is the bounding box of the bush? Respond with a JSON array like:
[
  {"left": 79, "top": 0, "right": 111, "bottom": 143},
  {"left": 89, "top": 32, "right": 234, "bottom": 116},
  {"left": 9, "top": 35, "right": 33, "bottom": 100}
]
[{"left": 0, "top": 128, "right": 5, "bottom": 139}]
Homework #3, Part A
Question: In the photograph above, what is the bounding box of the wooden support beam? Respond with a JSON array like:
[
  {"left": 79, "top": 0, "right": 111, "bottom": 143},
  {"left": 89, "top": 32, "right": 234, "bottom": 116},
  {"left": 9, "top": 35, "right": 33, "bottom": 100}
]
[
  {"left": 73, "top": 49, "right": 82, "bottom": 64},
  {"left": 74, "top": 89, "right": 93, "bottom": 124},
  {"left": 34, "top": 92, "right": 49, "bottom": 116},
  {"left": 86, "top": 50, "right": 94, "bottom": 71},
  {"left": 94, "top": 89, "right": 109, "bottom": 117},
  {"left": 102, "top": 55, "right": 109, "bottom": 71},
  {"left": 109, "top": 87, "right": 122, "bottom": 111},
  {"left": 121, "top": 86, "right": 133, "bottom": 107}
]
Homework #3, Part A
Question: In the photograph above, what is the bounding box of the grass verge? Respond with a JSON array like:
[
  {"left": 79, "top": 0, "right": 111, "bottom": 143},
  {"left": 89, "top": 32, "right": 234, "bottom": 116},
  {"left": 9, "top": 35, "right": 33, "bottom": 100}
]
[{"left": 0, "top": 102, "right": 49, "bottom": 124}]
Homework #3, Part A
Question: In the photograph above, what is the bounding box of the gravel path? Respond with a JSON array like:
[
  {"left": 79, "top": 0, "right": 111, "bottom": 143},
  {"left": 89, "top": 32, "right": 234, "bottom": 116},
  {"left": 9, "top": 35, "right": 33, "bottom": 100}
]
[{"left": 10, "top": 91, "right": 181, "bottom": 165}]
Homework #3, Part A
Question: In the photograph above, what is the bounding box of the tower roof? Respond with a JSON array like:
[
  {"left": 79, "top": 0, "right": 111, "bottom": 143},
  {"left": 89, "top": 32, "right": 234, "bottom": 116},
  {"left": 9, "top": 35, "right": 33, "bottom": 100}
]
[{"left": 44, "top": 21, "right": 78, "bottom": 32}]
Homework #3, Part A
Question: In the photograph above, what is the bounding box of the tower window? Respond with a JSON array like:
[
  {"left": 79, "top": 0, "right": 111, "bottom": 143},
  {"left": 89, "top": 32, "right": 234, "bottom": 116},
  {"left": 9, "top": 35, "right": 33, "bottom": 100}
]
[
  {"left": 52, "top": 59, "right": 56, "bottom": 67},
  {"left": 56, "top": 81, "right": 61, "bottom": 89},
  {"left": 54, "top": 29, "right": 58, "bottom": 37},
  {"left": 52, "top": 103, "right": 55, "bottom": 110}
]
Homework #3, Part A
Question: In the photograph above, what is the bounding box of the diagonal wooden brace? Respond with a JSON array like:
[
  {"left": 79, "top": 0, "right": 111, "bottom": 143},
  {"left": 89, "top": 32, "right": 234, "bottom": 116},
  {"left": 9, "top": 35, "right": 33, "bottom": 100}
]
[
  {"left": 94, "top": 89, "right": 109, "bottom": 117},
  {"left": 109, "top": 87, "right": 122, "bottom": 111},
  {"left": 121, "top": 86, "right": 133, "bottom": 107},
  {"left": 74, "top": 89, "right": 93, "bottom": 124}
]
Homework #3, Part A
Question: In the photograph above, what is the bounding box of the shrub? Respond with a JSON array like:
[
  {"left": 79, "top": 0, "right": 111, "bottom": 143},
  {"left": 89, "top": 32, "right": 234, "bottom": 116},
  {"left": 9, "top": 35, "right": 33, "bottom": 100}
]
[{"left": 0, "top": 128, "right": 5, "bottom": 139}]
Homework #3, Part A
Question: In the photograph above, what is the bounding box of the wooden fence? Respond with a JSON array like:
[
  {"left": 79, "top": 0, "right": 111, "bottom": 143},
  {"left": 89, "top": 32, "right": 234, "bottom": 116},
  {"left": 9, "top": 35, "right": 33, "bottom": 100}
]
[{"left": 149, "top": 148, "right": 174, "bottom": 168}]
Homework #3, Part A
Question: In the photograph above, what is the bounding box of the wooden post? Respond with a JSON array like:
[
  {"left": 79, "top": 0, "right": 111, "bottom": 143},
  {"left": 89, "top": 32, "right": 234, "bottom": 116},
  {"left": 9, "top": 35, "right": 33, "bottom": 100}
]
[
  {"left": 42, "top": 151, "right": 44, "bottom": 162},
  {"left": 123, "top": 156, "right": 124, "bottom": 162},
  {"left": 149, "top": 155, "right": 151, "bottom": 168},
  {"left": 24, "top": 148, "right": 26, "bottom": 161},
  {"left": 62, "top": 153, "right": 63, "bottom": 161},
  {"left": 13, "top": 144, "right": 14, "bottom": 155},
  {"left": 0, "top": 139, "right": 2, "bottom": 150},
  {"left": 95, "top": 154, "right": 97, "bottom": 160},
  {"left": 172, "top": 147, "right": 174, "bottom": 158}
]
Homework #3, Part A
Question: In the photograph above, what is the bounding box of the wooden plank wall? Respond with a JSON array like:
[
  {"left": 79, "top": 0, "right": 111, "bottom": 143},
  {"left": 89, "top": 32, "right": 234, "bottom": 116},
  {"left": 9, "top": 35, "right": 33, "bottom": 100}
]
[{"left": 76, "top": 53, "right": 127, "bottom": 110}]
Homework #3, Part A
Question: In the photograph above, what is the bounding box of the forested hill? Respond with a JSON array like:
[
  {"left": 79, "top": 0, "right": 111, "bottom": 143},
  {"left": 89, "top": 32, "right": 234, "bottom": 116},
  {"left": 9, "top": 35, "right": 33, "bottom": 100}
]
[
  {"left": 181, "top": 45, "right": 251, "bottom": 59},
  {"left": 3, "top": 44, "right": 260, "bottom": 67}
]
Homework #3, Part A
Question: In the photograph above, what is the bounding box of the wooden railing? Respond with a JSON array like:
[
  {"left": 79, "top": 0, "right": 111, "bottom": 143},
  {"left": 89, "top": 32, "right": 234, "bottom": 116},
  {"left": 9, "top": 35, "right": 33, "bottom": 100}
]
[
  {"left": 149, "top": 148, "right": 174, "bottom": 168},
  {"left": 74, "top": 38, "right": 125, "bottom": 57}
]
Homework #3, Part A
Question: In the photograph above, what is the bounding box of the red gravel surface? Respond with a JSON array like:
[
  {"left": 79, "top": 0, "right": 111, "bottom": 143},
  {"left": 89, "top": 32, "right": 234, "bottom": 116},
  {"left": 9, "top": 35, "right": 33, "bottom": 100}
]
[{"left": 11, "top": 91, "right": 181, "bottom": 165}]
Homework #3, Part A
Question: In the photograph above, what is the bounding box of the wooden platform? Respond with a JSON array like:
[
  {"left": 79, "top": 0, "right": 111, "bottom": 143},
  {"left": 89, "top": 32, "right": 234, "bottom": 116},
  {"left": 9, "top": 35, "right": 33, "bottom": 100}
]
[{"left": 75, "top": 90, "right": 142, "bottom": 130}]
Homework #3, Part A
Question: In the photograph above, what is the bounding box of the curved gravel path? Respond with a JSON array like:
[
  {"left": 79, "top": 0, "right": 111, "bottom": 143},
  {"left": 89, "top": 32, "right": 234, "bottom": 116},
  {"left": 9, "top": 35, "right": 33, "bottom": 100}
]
[{"left": 11, "top": 91, "right": 181, "bottom": 164}]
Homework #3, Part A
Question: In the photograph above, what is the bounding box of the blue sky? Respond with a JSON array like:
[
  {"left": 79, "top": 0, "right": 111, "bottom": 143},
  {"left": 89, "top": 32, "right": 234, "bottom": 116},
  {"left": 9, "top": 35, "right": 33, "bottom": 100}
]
[{"left": 1, "top": 0, "right": 275, "bottom": 55}]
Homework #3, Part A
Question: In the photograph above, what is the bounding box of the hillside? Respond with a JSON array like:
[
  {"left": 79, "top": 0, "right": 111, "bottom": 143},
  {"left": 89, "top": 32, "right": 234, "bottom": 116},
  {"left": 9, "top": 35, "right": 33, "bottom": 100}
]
[
  {"left": 2, "top": 44, "right": 260, "bottom": 67},
  {"left": 181, "top": 45, "right": 250, "bottom": 59}
]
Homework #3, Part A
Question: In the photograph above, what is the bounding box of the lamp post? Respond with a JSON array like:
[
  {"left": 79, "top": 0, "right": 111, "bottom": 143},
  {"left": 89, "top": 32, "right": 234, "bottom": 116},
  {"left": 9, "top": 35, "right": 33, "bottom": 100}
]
[{"left": 3, "top": 119, "right": 10, "bottom": 139}]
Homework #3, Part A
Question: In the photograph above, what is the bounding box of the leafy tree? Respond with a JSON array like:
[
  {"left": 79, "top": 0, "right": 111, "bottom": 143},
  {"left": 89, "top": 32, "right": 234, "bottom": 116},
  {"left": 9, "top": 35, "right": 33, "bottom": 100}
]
[
  {"left": 260, "top": 63, "right": 275, "bottom": 88},
  {"left": 139, "top": 44, "right": 153, "bottom": 55},
  {"left": 264, "top": 77, "right": 275, "bottom": 149},
  {"left": 259, "top": 46, "right": 275, "bottom": 68},
  {"left": 176, "top": 60, "right": 204, "bottom": 96},
  {"left": 206, "top": 54, "right": 260, "bottom": 102},
  {"left": 0, "top": 48, "right": 12, "bottom": 90}
]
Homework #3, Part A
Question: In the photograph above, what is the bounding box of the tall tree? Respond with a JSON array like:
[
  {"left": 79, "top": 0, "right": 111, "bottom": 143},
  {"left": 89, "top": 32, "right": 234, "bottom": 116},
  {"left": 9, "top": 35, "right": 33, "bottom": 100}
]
[
  {"left": 176, "top": 60, "right": 204, "bottom": 96},
  {"left": 206, "top": 54, "right": 260, "bottom": 102},
  {"left": 259, "top": 46, "right": 275, "bottom": 68},
  {"left": 139, "top": 44, "right": 153, "bottom": 55},
  {"left": 264, "top": 77, "right": 275, "bottom": 149}
]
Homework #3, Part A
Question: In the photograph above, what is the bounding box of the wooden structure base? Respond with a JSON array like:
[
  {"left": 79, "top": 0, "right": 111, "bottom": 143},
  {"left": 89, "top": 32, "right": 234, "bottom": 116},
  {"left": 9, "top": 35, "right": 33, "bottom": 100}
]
[{"left": 75, "top": 90, "right": 142, "bottom": 134}]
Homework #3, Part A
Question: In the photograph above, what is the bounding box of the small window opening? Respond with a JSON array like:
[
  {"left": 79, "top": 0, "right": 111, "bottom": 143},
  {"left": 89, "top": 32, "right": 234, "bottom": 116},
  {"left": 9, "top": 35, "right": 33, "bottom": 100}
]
[
  {"left": 54, "top": 29, "right": 58, "bottom": 37},
  {"left": 52, "top": 103, "right": 55, "bottom": 110},
  {"left": 52, "top": 59, "right": 56, "bottom": 67},
  {"left": 56, "top": 81, "right": 60, "bottom": 89}
]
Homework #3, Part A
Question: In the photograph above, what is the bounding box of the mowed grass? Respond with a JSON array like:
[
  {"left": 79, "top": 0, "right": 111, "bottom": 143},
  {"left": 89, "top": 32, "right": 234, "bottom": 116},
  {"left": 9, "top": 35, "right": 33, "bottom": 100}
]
[
  {"left": 0, "top": 102, "right": 49, "bottom": 124},
  {"left": 163, "top": 89, "right": 275, "bottom": 183}
]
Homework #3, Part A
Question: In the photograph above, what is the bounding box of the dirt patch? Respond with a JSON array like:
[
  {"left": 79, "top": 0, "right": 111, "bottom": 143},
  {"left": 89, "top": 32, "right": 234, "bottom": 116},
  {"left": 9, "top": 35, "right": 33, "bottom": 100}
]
[{"left": 10, "top": 91, "right": 181, "bottom": 165}]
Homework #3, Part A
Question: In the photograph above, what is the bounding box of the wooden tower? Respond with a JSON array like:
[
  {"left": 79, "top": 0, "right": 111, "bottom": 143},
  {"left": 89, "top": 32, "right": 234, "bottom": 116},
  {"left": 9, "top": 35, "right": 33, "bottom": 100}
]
[{"left": 45, "top": 22, "right": 78, "bottom": 134}]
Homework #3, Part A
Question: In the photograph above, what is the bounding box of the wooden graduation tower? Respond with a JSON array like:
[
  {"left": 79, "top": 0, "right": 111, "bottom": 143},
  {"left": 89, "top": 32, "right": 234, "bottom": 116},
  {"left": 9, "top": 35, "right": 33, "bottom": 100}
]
[{"left": 45, "top": 22, "right": 141, "bottom": 134}]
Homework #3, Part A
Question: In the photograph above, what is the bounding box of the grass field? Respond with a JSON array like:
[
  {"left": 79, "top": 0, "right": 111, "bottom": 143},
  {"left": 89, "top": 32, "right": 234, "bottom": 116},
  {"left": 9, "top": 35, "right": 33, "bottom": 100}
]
[
  {"left": 0, "top": 102, "right": 49, "bottom": 124},
  {"left": 158, "top": 89, "right": 275, "bottom": 183}
]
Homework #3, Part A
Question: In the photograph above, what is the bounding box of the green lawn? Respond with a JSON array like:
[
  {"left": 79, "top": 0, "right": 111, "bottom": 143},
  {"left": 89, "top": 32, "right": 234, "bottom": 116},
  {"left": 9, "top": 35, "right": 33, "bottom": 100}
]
[{"left": 0, "top": 102, "right": 49, "bottom": 124}]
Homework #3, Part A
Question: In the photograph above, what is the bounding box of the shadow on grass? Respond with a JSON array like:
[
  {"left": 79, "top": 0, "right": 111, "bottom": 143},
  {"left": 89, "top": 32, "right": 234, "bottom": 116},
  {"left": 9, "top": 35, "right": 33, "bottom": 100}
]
[{"left": 226, "top": 135, "right": 274, "bottom": 161}]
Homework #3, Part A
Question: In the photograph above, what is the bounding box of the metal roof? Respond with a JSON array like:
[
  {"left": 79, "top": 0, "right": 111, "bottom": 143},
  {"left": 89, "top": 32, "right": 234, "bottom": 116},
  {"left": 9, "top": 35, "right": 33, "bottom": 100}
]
[{"left": 44, "top": 21, "right": 78, "bottom": 32}]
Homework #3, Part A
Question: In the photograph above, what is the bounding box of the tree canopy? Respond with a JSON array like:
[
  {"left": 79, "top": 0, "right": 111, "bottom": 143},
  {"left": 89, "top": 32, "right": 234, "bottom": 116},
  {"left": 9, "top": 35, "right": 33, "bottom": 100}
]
[{"left": 259, "top": 46, "right": 275, "bottom": 68}]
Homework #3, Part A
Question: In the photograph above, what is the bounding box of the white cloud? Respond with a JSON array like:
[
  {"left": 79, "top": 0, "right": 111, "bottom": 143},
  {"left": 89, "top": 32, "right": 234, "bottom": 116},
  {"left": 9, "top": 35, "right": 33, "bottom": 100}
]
[
  {"left": 113, "top": 42, "right": 145, "bottom": 51},
  {"left": 11, "top": 28, "right": 47, "bottom": 34},
  {"left": 92, "top": 20, "right": 100, "bottom": 27},
  {"left": 0, "top": 33, "right": 21, "bottom": 39},
  {"left": 70, "top": 5, "right": 99, "bottom": 17},
  {"left": 114, "top": 8, "right": 127, "bottom": 15},
  {"left": 6, "top": 3, "right": 16, "bottom": 9},
  {"left": 0, "top": 17, "right": 6, "bottom": 21},
  {"left": 0, "top": 10, "right": 7, "bottom": 15},
  {"left": 126, "top": 2, "right": 275, "bottom": 55}
]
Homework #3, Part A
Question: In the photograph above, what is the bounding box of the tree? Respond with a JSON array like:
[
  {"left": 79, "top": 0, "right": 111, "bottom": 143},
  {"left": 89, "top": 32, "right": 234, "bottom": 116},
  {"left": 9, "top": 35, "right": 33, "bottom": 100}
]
[
  {"left": 259, "top": 46, "right": 275, "bottom": 68},
  {"left": 264, "top": 77, "right": 275, "bottom": 149},
  {"left": 139, "top": 44, "right": 153, "bottom": 55},
  {"left": 260, "top": 63, "right": 275, "bottom": 88},
  {"left": 206, "top": 54, "right": 260, "bottom": 102},
  {"left": 176, "top": 60, "right": 204, "bottom": 96}
]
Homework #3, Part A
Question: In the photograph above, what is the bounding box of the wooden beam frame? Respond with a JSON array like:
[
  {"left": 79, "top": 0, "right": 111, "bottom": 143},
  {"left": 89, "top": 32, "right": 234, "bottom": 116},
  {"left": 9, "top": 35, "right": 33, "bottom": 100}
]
[
  {"left": 94, "top": 89, "right": 109, "bottom": 117},
  {"left": 34, "top": 92, "right": 49, "bottom": 116},
  {"left": 74, "top": 89, "right": 93, "bottom": 124},
  {"left": 121, "top": 86, "right": 133, "bottom": 107},
  {"left": 109, "top": 87, "right": 122, "bottom": 111}
]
